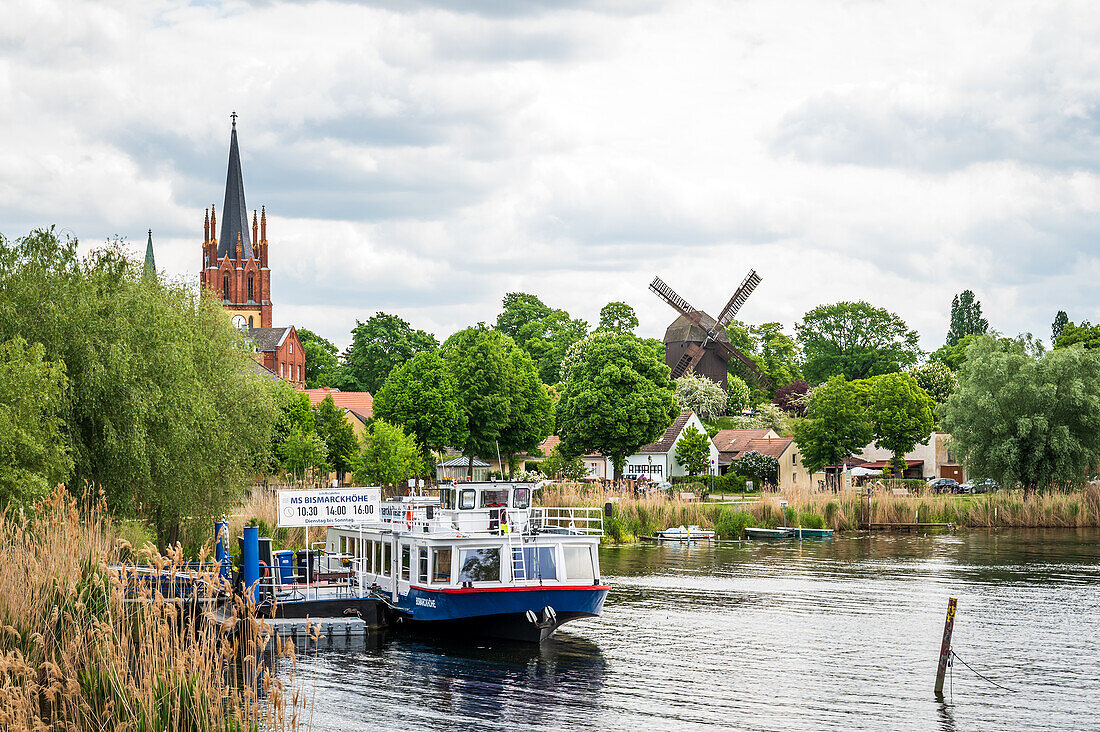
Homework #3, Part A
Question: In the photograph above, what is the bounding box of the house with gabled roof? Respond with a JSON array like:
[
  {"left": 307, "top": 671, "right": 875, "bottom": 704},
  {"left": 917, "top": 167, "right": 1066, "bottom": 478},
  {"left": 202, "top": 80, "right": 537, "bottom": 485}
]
[
  {"left": 604, "top": 410, "right": 719, "bottom": 480},
  {"left": 712, "top": 428, "right": 813, "bottom": 491}
]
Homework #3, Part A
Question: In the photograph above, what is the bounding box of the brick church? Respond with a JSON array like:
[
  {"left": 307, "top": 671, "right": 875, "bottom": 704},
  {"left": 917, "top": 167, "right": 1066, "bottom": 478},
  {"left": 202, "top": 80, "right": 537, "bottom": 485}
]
[{"left": 202, "top": 116, "right": 304, "bottom": 387}]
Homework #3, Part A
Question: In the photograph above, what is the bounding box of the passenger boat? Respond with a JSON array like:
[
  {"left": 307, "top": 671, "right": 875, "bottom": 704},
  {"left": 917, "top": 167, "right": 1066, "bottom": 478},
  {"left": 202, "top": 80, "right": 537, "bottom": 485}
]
[
  {"left": 654, "top": 525, "right": 716, "bottom": 542},
  {"left": 268, "top": 482, "right": 608, "bottom": 643}
]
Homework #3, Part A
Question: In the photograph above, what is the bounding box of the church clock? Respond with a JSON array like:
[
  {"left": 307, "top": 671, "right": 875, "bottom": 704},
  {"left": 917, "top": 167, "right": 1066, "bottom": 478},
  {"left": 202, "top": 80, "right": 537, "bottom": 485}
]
[{"left": 232, "top": 314, "right": 247, "bottom": 330}]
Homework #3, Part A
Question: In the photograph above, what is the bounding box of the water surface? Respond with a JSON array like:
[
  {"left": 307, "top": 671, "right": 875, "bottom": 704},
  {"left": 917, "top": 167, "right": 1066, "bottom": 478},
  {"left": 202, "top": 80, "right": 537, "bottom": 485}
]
[{"left": 287, "top": 530, "right": 1100, "bottom": 731}]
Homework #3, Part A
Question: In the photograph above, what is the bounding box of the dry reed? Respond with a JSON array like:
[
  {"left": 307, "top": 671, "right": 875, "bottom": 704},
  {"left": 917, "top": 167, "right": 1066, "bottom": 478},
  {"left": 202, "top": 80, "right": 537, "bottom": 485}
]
[{"left": 0, "top": 487, "right": 306, "bottom": 731}]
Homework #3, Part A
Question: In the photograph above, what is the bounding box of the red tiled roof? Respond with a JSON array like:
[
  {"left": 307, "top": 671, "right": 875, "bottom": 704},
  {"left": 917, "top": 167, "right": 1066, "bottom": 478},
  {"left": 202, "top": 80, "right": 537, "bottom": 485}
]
[
  {"left": 301, "top": 386, "right": 373, "bottom": 421},
  {"left": 638, "top": 411, "right": 694, "bottom": 453},
  {"left": 713, "top": 429, "right": 793, "bottom": 462},
  {"left": 712, "top": 429, "right": 775, "bottom": 453}
]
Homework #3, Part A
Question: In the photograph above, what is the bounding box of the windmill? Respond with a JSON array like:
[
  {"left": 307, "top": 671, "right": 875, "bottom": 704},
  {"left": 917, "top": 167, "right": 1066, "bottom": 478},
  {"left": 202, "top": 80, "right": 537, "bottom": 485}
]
[{"left": 649, "top": 270, "right": 769, "bottom": 390}]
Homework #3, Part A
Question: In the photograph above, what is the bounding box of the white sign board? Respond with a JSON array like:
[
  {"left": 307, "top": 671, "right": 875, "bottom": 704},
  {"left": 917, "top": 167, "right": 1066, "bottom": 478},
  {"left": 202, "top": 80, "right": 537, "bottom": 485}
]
[{"left": 277, "top": 487, "right": 382, "bottom": 528}]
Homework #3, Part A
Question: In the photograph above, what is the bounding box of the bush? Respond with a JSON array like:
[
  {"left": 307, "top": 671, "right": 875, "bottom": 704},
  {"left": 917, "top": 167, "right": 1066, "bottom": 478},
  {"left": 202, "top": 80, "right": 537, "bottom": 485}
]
[{"left": 713, "top": 508, "right": 757, "bottom": 538}]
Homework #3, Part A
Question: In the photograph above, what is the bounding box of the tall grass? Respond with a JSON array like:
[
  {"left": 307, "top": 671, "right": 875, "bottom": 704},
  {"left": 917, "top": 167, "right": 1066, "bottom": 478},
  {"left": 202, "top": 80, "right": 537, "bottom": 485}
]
[
  {"left": 0, "top": 488, "right": 305, "bottom": 730},
  {"left": 539, "top": 482, "right": 1100, "bottom": 541}
]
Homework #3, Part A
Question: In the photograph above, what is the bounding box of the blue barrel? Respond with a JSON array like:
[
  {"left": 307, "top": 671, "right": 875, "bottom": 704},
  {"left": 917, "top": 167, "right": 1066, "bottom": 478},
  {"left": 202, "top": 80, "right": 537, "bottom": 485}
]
[{"left": 274, "top": 550, "right": 294, "bottom": 584}]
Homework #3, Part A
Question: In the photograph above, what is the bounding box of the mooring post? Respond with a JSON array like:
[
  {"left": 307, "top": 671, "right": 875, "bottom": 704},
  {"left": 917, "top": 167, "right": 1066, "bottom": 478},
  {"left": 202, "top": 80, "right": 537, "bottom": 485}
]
[
  {"left": 934, "top": 597, "right": 958, "bottom": 697},
  {"left": 242, "top": 526, "right": 259, "bottom": 604}
]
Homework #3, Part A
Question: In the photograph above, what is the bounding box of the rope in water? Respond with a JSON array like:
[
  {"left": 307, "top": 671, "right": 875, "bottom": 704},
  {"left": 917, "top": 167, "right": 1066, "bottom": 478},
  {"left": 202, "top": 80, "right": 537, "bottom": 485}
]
[{"left": 951, "top": 650, "right": 1017, "bottom": 692}]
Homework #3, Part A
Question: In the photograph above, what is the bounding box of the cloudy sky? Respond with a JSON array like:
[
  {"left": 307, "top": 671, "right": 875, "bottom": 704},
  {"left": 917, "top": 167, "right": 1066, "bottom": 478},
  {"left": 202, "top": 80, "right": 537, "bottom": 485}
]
[{"left": 4, "top": 0, "right": 1099, "bottom": 352}]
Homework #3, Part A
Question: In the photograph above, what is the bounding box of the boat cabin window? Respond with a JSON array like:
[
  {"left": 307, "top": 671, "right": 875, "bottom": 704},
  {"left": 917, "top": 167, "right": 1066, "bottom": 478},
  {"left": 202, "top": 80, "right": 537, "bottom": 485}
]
[
  {"left": 432, "top": 547, "right": 452, "bottom": 584},
  {"left": 382, "top": 542, "right": 391, "bottom": 577},
  {"left": 374, "top": 542, "right": 383, "bottom": 575},
  {"left": 441, "top": 489, "right": 456, "bottom": 510},
  {"left": 458, "top": 548, "right": 501, "bottom": 583},
  {"left": 564, "top": 546, "right": 595, "bottom": 581},
  {"left": 513, "top": 487, "right": 530, "bottom": 509},
  {"left": 339, "top": 536, "right": 347, "bottom": 554},
  {"left": 401, "top": 544, "right": 411, "bottom": 581},
  {"left": 521, "top": 546, "right": 557, "bottom": 580},
  {"left": 480, "top": 488, "right": 509, "bottom": 508},
  {"left": 459, "top": 489, "right": 476, "bottom": 510},
  {"left": 418, "top": 547, "right": 429, "bottom": 584}
]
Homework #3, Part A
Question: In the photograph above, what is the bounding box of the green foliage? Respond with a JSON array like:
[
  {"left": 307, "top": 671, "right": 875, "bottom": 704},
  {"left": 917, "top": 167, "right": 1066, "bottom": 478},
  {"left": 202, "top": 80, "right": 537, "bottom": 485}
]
[
  {"left": 336, "top": 312, "right": 437, "bottom": 394},
  {"left": 732, "top": 450, "right": 779, "bottom": 486},
  {"left": 356, "top": 420, "right": 425, "bottom": 486},
  {"left": 278, "top": 427, "right": 329, "bottom": 482},
  {"left": 797, "top": 302, "right": 921, "bottom": 383},
  {"left": 314, "top": 394, "right": 360, "bottom": 479},
  {"left": 494, "top": 293, "right": 587, "bottom": 384},
  {"left": 597, "top": 302, "right": 639, "bottom": 334},
  {"left": 675, "top": 372, "right": 727, "bottom": 420},
  {"left": 794, "top": 375, "right": 873, "bottom": 473},
  {"left": 373, "top": 350, "right": 468, "bottom": 456},
  {"left": 1054, "top": 320, "right": 1100, "bottom": 350},
  {"left": 1052, "top": 311, "right": 1069, "bottom": 346},
  {"left": 908, "top": 361, "right": 956, "bottom": 404},
  {"left": 725, "top": 320, "right": 801, "bottom": 396},
  {"left": 726, "top": 375, "right": 752, "bottom": 414},
  {"left": 929, "top": 333, "right": 977, "bottom": 372},
  {"left": 498, "top": 347, "right": 554, "bottom": 472},
  {"left": 540, "top": 445, "right": 589, "bottom": 481},
  {"left": 674, "top": 425, "right": 711, "bottom": 476},
  {"left": 298, "top": 328, "right": 339, "bottom": 388},
  {"left": 867, "top": 372, "right": 935, "bottom": 475},
  {"left": 0, "top": 337, "right": 71, "bottom": 506},
  {"left": 946, "top": 290, "right": 988, "bottom": 346},
  {"left": 943, "top": 335, "right": 1100, "bottom": 493},
  {"left": 0, "top": 228, "right": 277, "bottom": 548},
  {"left": 556, "top": 332, "right": 679, "bottom": 479}
]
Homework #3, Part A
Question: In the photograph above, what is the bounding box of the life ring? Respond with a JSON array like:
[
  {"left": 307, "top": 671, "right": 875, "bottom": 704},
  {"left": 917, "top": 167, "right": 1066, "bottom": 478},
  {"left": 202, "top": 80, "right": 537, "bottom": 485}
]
[
  {"left": 405, "top": 506, "right": 414, "bottom": 530},
  {"left": 258, "top": 560, "right": 271, "bottom": 585}
]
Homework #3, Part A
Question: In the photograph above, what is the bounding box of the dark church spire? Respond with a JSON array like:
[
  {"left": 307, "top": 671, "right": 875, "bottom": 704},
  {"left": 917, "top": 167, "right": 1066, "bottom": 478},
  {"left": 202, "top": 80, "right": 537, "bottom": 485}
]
[
  {"left": 143, "top": 229, "right": 156, "bottom": 279},
  {"left": 218, "top": 113, "right": 253, "bottom": 260}
]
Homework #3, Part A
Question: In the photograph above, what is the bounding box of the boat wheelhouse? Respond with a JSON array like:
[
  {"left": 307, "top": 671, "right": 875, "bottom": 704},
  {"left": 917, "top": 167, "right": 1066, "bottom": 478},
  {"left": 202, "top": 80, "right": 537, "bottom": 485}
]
[{"left": 268, "top": 482, "right": 608, "bottom": 643}]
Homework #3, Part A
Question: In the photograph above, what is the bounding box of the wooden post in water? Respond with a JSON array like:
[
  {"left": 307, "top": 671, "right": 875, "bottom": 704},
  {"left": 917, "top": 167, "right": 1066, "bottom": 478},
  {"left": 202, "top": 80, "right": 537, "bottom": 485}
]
[{"left": 934, "top": 597, "right": 958, "bottom": 697}]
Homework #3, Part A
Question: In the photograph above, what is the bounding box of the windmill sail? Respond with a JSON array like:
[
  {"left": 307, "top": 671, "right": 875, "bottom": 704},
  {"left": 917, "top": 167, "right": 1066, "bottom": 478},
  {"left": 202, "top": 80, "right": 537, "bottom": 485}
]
[{"left": 717, "top": 269, "right": 762, "bottom": 328}]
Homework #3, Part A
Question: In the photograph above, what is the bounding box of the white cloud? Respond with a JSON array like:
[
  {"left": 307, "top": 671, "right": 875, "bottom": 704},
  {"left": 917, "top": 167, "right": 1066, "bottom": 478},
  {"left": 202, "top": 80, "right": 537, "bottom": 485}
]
[{"left": 3, "top": 0, "right": 1100, "bottom": 355}]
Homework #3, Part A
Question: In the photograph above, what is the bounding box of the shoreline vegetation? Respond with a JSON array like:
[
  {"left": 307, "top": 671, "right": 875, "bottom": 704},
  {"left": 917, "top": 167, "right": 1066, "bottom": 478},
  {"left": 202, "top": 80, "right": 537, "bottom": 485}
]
[
  {"left": 0, "top": 489, "right": 303, "bottom": 731},
  {"left": 536, "top": 483, "right": 1100, "bottom": 543}
]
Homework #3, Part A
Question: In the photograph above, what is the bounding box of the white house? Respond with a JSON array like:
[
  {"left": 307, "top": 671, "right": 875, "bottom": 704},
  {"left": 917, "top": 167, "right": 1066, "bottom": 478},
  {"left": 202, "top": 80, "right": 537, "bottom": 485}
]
[{"left": 606, "top": 411, "right": 719, "bottom": 480}]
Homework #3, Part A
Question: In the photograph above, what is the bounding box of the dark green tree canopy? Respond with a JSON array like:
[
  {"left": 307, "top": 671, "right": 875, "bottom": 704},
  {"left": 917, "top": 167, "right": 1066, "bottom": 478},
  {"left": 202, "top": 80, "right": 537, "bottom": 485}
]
[
  {"left": 674, "top": 425, "right": 711, "bottom": 477},
  {"left": 946, "top": 290, "right": 989, "bottom": 346},
  {"left": 314, "top": 394, "right": 360, "bottom": 480},
  {"left": 725, "top": 320, "right": 801, "bottom": 396},
  {"left": 797, "top": 301, "right": 921, "bottom": 383},
  {"left": 793, "top": 375, "right": 872, "bottom": 474},
  {"left": 929, "top": 333, "right": 978, "bottom": 372},
  {"left": 943, "top": 335, "right": 1100, "bottom": 493},
  {"left": 867, "top": 372, "right": 935, "bottom": 475},
  {"left": 494, "top": 293, "right": 587, "bottom": 385},
  {"left": 597, "top": 302, "right": 639, "bottom": 334},
  {"left": 1054, "top": 320, "right": 1100, "bottom": 350},
  {"left": 336, "top": 312, "right": 437, "bottom": 394},
  {"left": 298, "top": 328, "right": 339, "bottom": 389},
  {"left": 555, "top": 332, "right": 678, "bottom": 479},
  {"left": 373, "top": 350, "right": 468, "bottom": 457},
  {"left": 1051, "top": 311, "right": 1069, "bottom": 346}
]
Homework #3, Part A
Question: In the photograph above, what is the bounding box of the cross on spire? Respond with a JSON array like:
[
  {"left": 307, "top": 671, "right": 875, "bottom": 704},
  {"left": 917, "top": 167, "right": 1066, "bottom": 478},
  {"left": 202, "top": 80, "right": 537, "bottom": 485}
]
[{"left": 231, "top": 111, "right": 238, "bottom": 128}]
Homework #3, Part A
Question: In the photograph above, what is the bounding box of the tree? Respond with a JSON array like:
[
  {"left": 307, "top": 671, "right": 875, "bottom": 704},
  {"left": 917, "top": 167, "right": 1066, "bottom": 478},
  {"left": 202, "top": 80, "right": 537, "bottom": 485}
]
[
  {"left": 674, "top": 425, "right": 711, "bottom": 477},
  {"left": 495, "top": 293, "right": 551, "bottom": 341},
  {"left": 497, "top": 347, "right": 553, "bottom": 474},
  {"left": 336, "top": 312, "right": 437, "bottom": 394},
  {"left": 793, "top": 376, "right": 873, "bottom": 475},
  {"left": 278, "top": 427, "right": 329, "bottom": 483},
  {"left": 314, "top": 394, "right": 360, "bottom": 481},
  {"left": 943, "top": 336, "right": 1100, "bottom": 493},
  {"left": 726, "top": 376, "right": 752, "bottom": 415},
  {"left": 356, "top": 420, "right": 425, "bottom": 487},
  {"left": 929, "top": 334, "right": 978, "bottom": 372},
  {"left": 732, "top": 451, "right": 779, "bottom": 487},
  {"left": 946, "top": 290, "right": 988, "bottom": 346},
  {"left": 867, "top": 372, "right": 935, "bottom": 476},
  {"left": 373, "top": 350, "right": 467, "bottom": 458},
  {"left": 597, "top": 302, "right": 639, "bottom": 334},
  {"left": 1052, "top": 311, "right": 1069, "bottom": 346},
  {"left": 495, "top": 293, "right": 587, "bottom": 385},
  {"left": 1054, "top": 321, "right": 1100, "bottom": 350},
  {"left": 725, "top": 320, "right": 801, "bottom": 396},
  {"left": 298, "top": 328, "right": 339, "bottom": 388},
  {"left": 0, "top": 228, "right": 277, "bottom": 549},
  {"left": 908, "top": 362, "right": 956, "bottom": 405},
  {"left": 540, "top": 445, "right": 589, "bottom": 481},
  {"left": 442, "top": 327, "right": 520, "bottom": 474},
  {"left": 773, "top": 380, "right": 810, "bottom": 416},
  {"left": 675, "top": 372, "right": 727, "bottom": 420},
  {"left": 797, "top": 302, "right": 921, "bottom": 383},
  {"left": 0, "top": 337, "right": 71, "bottom": 507},
  {"left": 555, "top": 332, "right": 679, "bottom": 479}
]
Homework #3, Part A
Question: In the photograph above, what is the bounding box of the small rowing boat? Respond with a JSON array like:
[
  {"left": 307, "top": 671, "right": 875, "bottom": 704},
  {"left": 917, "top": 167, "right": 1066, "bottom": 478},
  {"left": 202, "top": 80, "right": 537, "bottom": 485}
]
[{"left": 654, "top": 525, "right": 716, "bottom": 542}]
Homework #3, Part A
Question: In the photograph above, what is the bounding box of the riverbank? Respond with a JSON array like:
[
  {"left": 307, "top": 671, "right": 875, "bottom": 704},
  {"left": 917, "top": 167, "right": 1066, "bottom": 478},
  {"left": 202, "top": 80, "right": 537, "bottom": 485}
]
[
  {"left": 537, "top": 483, "right": 1100, "bottom": 543},
  {"left": 0, "top": 489, "right": 303, "bottom": 731}
]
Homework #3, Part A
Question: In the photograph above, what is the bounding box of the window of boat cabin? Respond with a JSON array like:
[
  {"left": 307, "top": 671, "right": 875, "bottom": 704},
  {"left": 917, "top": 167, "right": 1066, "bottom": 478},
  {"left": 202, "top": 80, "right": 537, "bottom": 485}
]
[
  {"left": 432, "top": 547, "right": 452, "bottom": 584},
  {"left": 564, "top": 546, "right": 595, "bottom": 581},
  {"left": 400, "top": 544, "right": 411, "bottom": 581},
  {"left": 458, "top": 548, "right": 501, "bottom": 583},
  {"left": 459, "top": 489, "right": 475, "bottom": 510},
  {"left": 366, "top": 540, "right": 375, "bottom": 573},
  {"left": 374, "top": 541, "right": 383, "bottom": 575},
  {"left": 339, "top": 536, "right": 347, "bottom": 554},
  {"left": 480, "top": 488, "right": 509, "bottom": 507},
  {"left": 418, "top": 547, "right": 429, "bottom": 584},
  {"left": 513, "top": 487, "right": 531, "bottom": 509},
  {"left": 441, "top": 489, "right": 456, "bottom": 510},
  {"left": 521, "top": 546, "right": 557, "bottom": 580},
  {"left": 382, "top": 542, "right": 391, "bottom": 577}
]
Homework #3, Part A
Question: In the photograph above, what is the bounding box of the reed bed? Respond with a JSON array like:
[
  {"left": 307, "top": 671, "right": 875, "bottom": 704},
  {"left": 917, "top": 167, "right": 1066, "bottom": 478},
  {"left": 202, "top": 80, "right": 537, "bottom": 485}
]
[
  {"left": 538, "top": 482, "right": 1100, "bottom": 542},
  {"left": 0, "top": 488, "right": 306, "bottom": 731}
]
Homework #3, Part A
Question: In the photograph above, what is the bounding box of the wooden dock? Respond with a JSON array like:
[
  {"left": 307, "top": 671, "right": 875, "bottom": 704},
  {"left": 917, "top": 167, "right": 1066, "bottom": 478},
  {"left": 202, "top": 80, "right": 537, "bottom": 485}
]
[{"left": 866, "top": 522, "right": 955, "bottom": 532}]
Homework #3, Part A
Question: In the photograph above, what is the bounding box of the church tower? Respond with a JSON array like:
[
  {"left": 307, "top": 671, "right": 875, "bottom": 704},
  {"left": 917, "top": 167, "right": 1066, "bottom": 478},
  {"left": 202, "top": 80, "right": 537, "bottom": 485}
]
[{"left": 201, "top": 114, "right": 272, "bottom": 330}]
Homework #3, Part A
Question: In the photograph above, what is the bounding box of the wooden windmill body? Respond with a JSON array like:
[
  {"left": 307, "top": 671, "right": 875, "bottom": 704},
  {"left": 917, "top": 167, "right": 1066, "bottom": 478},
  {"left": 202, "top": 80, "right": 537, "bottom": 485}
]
[{"left": 650, "top": 270, "right": 770, "bottom": 391}]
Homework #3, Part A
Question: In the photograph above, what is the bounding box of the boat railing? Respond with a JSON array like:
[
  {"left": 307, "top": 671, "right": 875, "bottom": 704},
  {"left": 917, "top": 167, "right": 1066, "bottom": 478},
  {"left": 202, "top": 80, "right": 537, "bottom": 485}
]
[{"left": 528, "top": 506, "right": 604, "bottom": 536}]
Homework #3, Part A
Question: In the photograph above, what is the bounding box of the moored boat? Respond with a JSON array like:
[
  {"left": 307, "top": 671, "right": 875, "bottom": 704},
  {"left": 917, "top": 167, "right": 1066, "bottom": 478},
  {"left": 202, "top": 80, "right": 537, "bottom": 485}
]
[{"left": 654, "top": 525, "right": 716, "bottom": 542}]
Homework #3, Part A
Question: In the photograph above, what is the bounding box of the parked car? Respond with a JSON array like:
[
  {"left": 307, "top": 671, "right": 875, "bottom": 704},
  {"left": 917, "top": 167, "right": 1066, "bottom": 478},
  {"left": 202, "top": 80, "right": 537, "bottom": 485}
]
[
  {"left": 927, "top": 478, "right": 959, "bottom": 494},
  {"left": 956, "top": 482, "right": 974, "bottom": 494},
  {"left": 970, "top": 478, "right": 999, "bottom": 493}
]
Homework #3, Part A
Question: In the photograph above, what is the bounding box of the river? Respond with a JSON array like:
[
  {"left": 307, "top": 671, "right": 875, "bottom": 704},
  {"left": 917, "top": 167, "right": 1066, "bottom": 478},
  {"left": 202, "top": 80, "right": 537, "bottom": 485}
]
[{"left": 286, "top": 529, "right": 1100, "bottom": 731}]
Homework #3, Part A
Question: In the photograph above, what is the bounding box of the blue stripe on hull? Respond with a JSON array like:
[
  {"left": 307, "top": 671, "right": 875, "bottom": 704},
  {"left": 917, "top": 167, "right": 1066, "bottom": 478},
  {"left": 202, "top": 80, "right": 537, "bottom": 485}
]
[{"left": 397, "top": 586, "right": 608, "bottom": 623}]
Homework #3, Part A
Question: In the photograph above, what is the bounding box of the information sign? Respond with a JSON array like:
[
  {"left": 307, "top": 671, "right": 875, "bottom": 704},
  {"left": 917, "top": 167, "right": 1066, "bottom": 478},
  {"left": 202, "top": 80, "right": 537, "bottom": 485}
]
[{"left": 276, "top": 487, "right": 382, "bottom": 528}]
